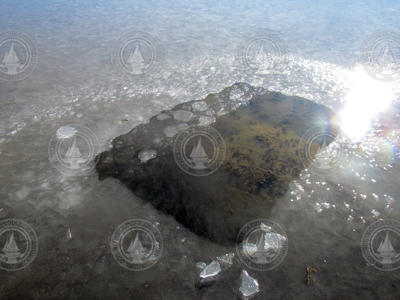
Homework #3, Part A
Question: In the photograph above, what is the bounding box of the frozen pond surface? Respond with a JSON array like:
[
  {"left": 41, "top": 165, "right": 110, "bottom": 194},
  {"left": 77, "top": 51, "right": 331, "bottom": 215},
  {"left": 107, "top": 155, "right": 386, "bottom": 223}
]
[{"left": 0, "top": 0, "right": 400, "bottom": 298}]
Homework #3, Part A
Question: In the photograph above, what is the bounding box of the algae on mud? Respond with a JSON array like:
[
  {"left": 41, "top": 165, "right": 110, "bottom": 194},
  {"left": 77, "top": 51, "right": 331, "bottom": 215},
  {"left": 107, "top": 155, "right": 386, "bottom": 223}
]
[{"left": 96, "top": 83, "right": 336, "bottom": 244}]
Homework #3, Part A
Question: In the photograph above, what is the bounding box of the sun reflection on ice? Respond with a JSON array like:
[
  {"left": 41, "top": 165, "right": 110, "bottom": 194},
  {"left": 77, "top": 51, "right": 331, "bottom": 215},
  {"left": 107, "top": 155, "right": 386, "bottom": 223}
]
[{"left": 334, "top": 65, "right": 397, "bottom": 141}]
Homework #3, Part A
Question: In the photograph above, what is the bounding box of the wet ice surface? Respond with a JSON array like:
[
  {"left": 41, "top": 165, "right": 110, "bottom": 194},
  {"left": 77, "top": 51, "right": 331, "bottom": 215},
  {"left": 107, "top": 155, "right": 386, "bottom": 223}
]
[{"left": 0, "top": 0, "right": 400, "bottom": 299}]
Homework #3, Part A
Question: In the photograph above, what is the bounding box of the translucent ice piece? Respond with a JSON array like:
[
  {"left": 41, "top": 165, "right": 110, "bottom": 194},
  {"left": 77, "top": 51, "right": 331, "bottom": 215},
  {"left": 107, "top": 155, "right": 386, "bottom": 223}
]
[
  {"left": 239, "top": 270, "right": 259, "bottom": 298},
  {"left": 200, "top": 260, "right": 221, "bottom": 278},
  {"left": 138, "top": 149, "right": 157, "bottom": 163}
]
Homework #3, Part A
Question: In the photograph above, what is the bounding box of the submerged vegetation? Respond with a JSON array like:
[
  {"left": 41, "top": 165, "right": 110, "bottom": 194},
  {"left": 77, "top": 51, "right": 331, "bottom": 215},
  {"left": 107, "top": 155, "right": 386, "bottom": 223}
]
[{"left": 96, "top": 83, "right": 334, "bottom": 244}]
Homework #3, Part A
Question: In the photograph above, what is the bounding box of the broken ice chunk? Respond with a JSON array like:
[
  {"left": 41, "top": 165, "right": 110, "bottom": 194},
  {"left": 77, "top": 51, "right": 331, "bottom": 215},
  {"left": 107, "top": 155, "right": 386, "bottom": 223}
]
[
  {"left": 239, "top": 270, "right": 259, "bottom": 298},
  {"left": 56, "top": 125, "right": 77, "bottom": 139},
  {"left": 176, "top": 123, "right": 189, "bottom": 131},
  {"left": 199, "top": 260, "right": 221, "bottom": 278},
  {"left": 216, "top": 253, "right": 235, "bottom": 265},
  {"left": 163, "top": 126, "right": 178, "bottom": 138},
  {"left": 163, "top": 124, "right": 189, "bottom": 138},
  {"left": 172, "top": 110, "right": 193, "bottom": 122},
  {"left": 156, "top": 113, "right": 170, "bottom": 121},
  {"left": 138, "top": 149, "right": 158, "bottom": 163}
]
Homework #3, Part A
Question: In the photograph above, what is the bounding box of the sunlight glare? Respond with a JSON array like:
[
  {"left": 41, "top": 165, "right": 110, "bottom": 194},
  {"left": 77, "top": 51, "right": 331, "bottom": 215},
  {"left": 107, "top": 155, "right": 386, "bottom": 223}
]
[{"left": 335, "top": 66, "right": 396, "bottom": 141}]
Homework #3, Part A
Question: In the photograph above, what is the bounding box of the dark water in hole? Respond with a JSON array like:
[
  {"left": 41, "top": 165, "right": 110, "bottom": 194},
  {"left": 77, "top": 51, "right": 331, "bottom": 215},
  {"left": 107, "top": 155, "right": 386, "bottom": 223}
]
[{"left": 0, "top": 0, "right": 400, "bottom": 299}]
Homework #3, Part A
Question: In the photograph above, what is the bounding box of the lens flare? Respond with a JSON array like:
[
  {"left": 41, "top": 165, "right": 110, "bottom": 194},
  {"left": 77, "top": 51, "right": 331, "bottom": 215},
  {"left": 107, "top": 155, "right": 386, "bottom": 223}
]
[{"left": 333, "top": 66, "right": 396, "bottom": 141}]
